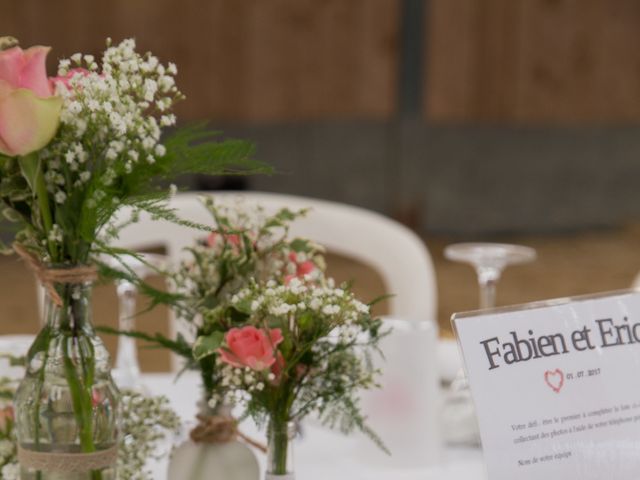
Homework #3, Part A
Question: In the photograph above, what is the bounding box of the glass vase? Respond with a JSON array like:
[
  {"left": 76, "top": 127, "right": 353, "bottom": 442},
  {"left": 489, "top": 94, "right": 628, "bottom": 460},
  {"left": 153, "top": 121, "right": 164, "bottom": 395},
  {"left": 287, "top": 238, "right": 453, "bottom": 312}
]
[
  {"left": 168, "top": 400, "right": 259, "bottom": 480},
  {"left": 266, "top": 419, "right": 295, "bottom": 480},
  {"left": 14, "top": 277, "right": 120, "bottom": 480}
]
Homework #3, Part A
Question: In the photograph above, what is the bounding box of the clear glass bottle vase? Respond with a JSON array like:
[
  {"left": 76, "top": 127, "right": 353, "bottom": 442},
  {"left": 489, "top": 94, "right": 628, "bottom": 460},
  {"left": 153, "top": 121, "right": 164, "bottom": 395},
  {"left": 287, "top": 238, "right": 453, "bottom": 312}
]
[
  {"left": 14, "top": 278, "right": 120, "bottom": 480},
  {"left": 266, "top": 419, "right": 296, "bottom": 480}
]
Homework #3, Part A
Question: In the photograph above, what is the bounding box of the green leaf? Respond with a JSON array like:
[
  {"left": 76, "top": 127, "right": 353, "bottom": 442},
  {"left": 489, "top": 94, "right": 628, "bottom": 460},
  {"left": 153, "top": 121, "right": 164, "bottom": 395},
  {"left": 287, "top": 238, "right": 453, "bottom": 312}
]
[
  {"left": 96, "top": 326, "right": 193, "bottom": 359},
  {"left": 367, "top": 293, "right": 395, "bottom": 307},
  {"left": 0, "top": 174, "right": 30, "bottom": 200},
  {"left": 192, "top": 331, "right": 225, "bottom": 361},
  {"left": 297, "top": 311, "right": 315, "bottom": 330},
  {"left": 161, "top": 124, "right": 273, "bottom": 177},
  {"left": 2, "top": 207, "right": 21, "bottom": 222},
  {"left": 17, "top": 153, "right": 40, "bottom": 193},
  {"left": 290, "top": 238, "right": 311, "bottom": 252}
]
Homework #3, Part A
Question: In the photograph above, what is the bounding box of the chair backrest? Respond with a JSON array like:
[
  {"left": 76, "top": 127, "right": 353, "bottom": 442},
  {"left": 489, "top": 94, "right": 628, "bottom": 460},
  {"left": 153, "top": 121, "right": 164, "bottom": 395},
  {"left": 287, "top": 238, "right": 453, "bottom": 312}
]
[
  {"left": 112, "top": 191, "right": 438, "bottom": 369},
  {"left": 0, "top": 334, "right": 35, "bottom": 379}
]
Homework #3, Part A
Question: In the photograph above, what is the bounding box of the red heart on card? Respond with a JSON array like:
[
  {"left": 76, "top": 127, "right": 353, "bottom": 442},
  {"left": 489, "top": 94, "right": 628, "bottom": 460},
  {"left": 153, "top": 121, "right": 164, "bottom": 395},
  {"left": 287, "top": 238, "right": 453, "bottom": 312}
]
[{"left": 544, "top": 369, "right": 564, "bottom": 393}]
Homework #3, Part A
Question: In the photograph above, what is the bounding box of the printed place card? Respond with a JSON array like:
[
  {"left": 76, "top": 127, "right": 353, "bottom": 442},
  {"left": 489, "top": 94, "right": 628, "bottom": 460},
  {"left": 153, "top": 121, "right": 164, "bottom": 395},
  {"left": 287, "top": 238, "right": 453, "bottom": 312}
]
[{"left": 452, "top": 290, "right": 640, "bottom": 480}]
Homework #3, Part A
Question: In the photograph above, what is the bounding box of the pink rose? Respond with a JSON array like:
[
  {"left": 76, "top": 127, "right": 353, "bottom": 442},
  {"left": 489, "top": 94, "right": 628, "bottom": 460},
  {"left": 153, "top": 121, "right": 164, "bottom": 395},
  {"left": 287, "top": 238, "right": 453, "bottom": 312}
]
[
  {"left": 218, "top": 326, "right": 283, "bottom": 371},
  {"left": 207, "top": 231, "right": 241, "bottom": 249},
  {"left": 49, "top": 67, "right": 90, "bottom": 91},
  {"left": 297, "top": 260, "right": 315, "bottom": 276},
  {"left": 285, "top": 251, "right": 316, "bottom": 284},
  {"left": 0, "top": 45, "right": 62, "bottom": 156}
]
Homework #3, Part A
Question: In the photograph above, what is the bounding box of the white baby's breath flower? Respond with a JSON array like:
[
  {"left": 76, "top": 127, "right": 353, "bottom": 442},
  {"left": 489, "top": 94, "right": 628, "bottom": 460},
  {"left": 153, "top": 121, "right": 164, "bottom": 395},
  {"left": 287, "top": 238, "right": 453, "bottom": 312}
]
[
  {"left": 54, "top": 191, "right": 67, "bottom": 204},
  {"left": 68, "top": 101, "right": 82, "bottom": 114},
  {"left": 105, "top": 148, "right": 118, "bottom": 160},
  {"left": 154, "top": 144, "right": 166, "bottom": 157},
  {"left": 158, "top": 75, "right": 175, "bottom": 92},
  {"left": 160, "top": 114, "right": 176, "bottom": 126},
  {"left": 0, "top": 439, "right": 14, "bottom": 459},
  {"left": 1, "top": 462, "right": 19, "bottom": 480}
]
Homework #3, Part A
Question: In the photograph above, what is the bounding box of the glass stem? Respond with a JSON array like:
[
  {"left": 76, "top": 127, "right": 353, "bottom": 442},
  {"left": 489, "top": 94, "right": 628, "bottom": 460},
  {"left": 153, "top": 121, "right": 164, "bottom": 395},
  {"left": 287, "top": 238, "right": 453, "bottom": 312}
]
[
  {"left": 477, "top": 266, "right": 502, "bottom": 309},
  {"left": 115, "top": 280, "right": 140, "bottom": 377}
]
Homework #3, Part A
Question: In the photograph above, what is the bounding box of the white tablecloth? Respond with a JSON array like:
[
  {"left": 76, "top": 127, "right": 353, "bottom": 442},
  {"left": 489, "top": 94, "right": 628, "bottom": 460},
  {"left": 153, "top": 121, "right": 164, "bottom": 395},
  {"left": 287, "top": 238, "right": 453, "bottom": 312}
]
[{"left": 142, "top": 372, "right": 487, "bottom": 480}]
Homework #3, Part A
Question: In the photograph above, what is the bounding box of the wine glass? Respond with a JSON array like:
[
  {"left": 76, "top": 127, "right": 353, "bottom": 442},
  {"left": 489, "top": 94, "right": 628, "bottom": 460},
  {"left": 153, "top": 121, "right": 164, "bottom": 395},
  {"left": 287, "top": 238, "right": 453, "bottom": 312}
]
[
  {"left": 442, "top": 243, "right": 536, "bottom": 445},
  {"left": 107, "top": 253, "right": 168, "bottom": 392},
  {"left": 444, "top": 243, "right": 537, "bottom": 309}
]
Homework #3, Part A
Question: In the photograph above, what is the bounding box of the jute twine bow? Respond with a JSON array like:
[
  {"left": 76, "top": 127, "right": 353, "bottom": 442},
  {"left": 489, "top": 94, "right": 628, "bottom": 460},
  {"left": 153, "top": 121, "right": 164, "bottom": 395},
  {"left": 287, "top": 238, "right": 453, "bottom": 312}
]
[
  {"left": 13, "top": 243, "right": 98, "bottom": 308},
  {"left": 190, "top": 414, "right": 267, "bottom": 453}
]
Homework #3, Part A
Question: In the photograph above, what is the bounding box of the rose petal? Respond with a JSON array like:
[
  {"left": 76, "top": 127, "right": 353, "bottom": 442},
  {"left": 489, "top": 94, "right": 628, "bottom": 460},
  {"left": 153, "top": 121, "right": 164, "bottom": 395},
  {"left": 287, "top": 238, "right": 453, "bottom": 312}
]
[
  {"left": 0, "top": 86, "right": 61, "bottom": 156},
  {"left": 297, "top": 261, "right": 315, "bottom": 276},
  {"left": 269, "top": 328, "right": 283, "bottom": 347},
  {"left": 0, "top": 47, "right": 22, "bottom": 88},
  {"left": 21, "top": 46, "right": 53, "bottom": 97},
  {"left": 217, "top": 348, "right": 245, "bottom": 368},
  {"left": 246, "top": 355, "right": 275, "bottom": 371}
]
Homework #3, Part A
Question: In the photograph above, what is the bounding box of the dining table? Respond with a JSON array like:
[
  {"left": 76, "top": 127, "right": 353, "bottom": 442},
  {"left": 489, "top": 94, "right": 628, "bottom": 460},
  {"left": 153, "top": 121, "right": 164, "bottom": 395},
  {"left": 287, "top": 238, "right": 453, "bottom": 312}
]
[{"left": 143, "top": 371, "right": 487, "bottom": 480}]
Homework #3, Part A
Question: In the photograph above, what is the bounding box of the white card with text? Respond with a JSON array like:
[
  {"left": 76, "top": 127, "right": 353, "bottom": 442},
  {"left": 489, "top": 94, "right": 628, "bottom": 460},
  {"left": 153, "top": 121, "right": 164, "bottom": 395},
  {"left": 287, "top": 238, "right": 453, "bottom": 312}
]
[{"left": 453, "top": 290, "right": 640, "bottom": 480}]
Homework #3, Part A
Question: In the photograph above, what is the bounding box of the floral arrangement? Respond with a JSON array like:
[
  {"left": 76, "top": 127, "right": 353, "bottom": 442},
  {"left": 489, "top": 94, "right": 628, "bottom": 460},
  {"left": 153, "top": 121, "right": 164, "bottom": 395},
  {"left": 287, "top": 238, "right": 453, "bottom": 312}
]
[
  {"left": 105, "top": 197, "right": 387, "bottom": 477},
  {"left": 0, "top": 375, "right": 180, "bottom": 480},
  {"left": 0, "top": 37, "right": 266, "bottom": 263},
  {"left": 103, "top": 197, "right": 324, "bottom": 402},
  {"left": 0, "top": 36, "right": 268, "bottom": 477},
  {"left": 216, "top": 277, "right": 385, "bottom": 475}
]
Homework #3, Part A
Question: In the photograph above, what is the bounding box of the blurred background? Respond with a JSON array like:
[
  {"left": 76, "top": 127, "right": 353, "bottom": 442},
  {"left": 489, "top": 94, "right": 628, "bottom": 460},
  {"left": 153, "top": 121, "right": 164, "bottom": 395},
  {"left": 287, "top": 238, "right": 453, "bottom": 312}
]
[{"left": 3, "top": 0, "right": 640, "bottom": 370}]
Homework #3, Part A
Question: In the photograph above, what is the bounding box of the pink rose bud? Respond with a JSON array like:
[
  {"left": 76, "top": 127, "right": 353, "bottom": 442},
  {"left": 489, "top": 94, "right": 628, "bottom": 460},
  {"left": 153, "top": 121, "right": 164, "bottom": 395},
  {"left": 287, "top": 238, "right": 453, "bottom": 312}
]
[
  {"left": 218, "top": 326, "right": 283, "bottom": 371},
  {"left": 49, "top": 67, "right": 90, "bottom": 91},
  {"left": 296, "top": 260, "right": 315, "bottom": 277},
  {"left": 207, "top": 232, "right": 241, "bottom": 248},
  {"left": 0, "top": 45, "right": 62, "bottom": 156}
]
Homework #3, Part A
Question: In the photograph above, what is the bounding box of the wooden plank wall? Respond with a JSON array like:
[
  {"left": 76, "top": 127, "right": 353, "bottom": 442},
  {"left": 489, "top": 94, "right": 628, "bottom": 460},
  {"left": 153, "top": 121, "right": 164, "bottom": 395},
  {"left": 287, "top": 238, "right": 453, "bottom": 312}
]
[
  {"left": 1, "top": 0, "right": 400, "bottom": 122},
  {"left": 426, "top": 0, "right": 640, "bottom": 123},
  {"left": 3, "top": 0, "right": 640, "bottom": 124}
]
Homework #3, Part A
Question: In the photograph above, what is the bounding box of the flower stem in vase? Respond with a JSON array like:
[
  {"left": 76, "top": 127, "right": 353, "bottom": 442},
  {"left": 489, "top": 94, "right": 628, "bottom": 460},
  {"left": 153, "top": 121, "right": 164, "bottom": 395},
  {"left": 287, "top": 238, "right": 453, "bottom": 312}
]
[
  {"left": 15, "top": 278, "right": 119, "bottom": 480},
  {"left": 267, "top": 417, "right": 295, "bottom": 479}
]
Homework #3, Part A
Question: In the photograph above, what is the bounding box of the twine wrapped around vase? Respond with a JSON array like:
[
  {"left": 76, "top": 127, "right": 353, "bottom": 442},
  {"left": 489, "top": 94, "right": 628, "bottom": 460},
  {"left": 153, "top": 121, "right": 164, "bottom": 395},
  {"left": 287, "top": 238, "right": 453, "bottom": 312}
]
[
  {"left": 13, "top": 243, "right": 98, "bottom": 307},
  {"left": 17, "top": 445, "right": 118, "bottom": 474},
  {"left": 190, "top": 414, "right": 267, "bottom": 453}
]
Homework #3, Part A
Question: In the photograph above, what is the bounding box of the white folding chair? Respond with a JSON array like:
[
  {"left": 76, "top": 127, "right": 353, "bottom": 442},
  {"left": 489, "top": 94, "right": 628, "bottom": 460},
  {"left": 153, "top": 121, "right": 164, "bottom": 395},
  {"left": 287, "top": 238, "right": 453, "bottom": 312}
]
[{"left": 111, "top": 191, "right": 438, "bottom": 371}]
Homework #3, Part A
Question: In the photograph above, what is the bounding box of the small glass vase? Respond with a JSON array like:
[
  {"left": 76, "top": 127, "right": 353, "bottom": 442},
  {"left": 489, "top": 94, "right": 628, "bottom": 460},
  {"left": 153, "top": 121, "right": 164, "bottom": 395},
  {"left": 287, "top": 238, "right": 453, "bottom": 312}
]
[
  {"left": 14, "top": 277, "right": 120, "bottom": 480},
  {"left": 169, "top": 398, "right": 259, "bottom": 480},
  {"left": 266, "top": 419, "right": 296, "bottom": 480}
]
